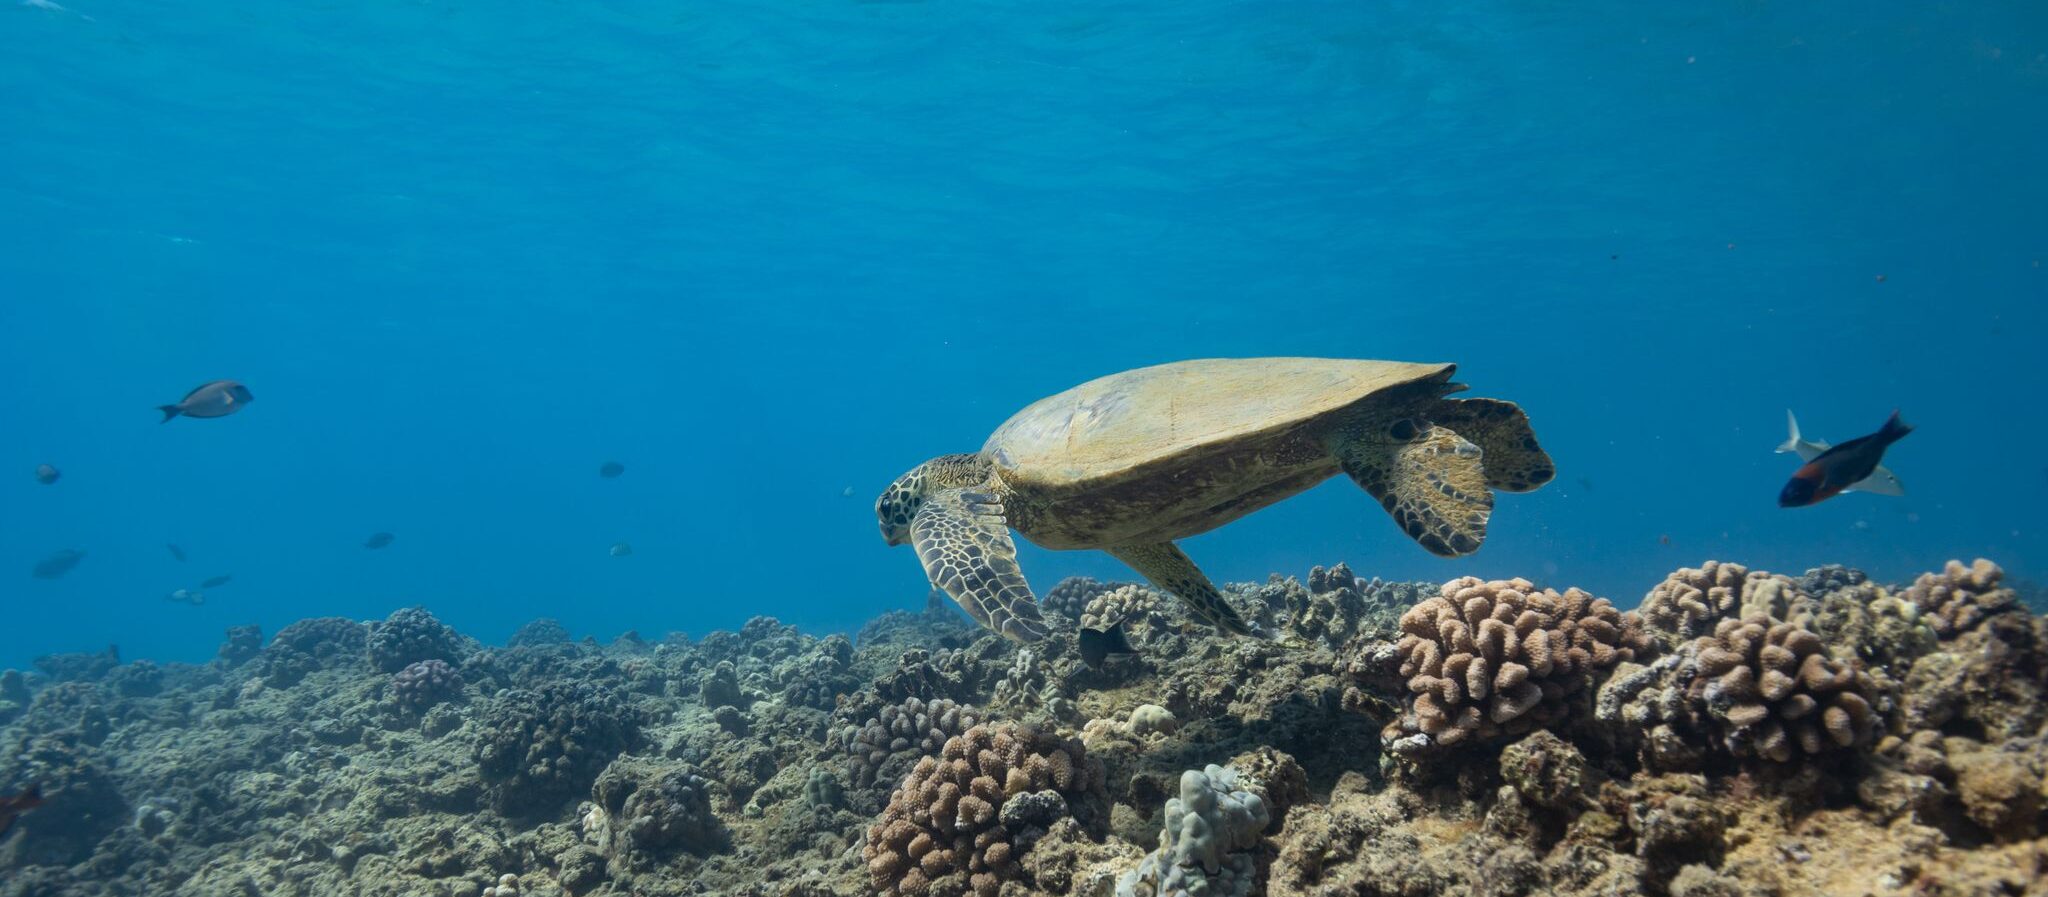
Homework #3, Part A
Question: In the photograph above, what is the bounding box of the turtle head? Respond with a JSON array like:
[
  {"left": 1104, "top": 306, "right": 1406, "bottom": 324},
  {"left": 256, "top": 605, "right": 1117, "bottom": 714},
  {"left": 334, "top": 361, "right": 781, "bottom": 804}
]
[
  {"left": 877, "top": 454, "right": 992, "bottom": 547},
  {"left": 875, "top": 469, "right": 924, "bottom": 547}
]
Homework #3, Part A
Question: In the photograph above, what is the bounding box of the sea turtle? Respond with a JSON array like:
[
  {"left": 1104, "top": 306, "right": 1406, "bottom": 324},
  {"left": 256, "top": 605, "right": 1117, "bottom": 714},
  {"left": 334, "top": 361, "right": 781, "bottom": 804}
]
[{"left": 877, "top": 357, "right": 1554, "bottom": 642}]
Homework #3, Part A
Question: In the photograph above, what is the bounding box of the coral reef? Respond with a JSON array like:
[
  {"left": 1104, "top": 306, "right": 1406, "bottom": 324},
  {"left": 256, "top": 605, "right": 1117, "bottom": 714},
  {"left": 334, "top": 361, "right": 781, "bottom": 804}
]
[
  {"left": 0, "top": 557, "right": 2041, "bottom": 897},
  {"left": 1381, "top": 576, "right": 1650, "bottom": 751}
]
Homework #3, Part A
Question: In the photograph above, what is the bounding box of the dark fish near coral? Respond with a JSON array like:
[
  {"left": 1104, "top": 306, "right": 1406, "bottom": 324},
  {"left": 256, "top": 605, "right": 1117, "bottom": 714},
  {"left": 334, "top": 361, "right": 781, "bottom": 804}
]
[
  {"left": 609, "top": 542, "right": 633, "bottom": 557},
  {"left": 1078, "top": 613, "right": 1139, "bottom": 669},
  {"left": 166, "top": 543, "right": 187, "bottom": 562},
  {"left": 34, "top": 464, "right": 60, "bottom": 485},
  {"left": 1778, "top": 410, "right": 1913, "bottom": 508},
  {"left": 0, "top": 784, "right": 44, "bottom": 839},
  {"left": 599, "top": 461, "right": 625, "bottom": 478},
  {"left": 158, "top": 380, "right": 254, "bottom": 423},
  {"left": 363, "top": 532, "right": 394, "bottom": 549},
  {"left": 200, "top": 574, "right": 232, "bottom": 589},
  {"left": 32, "top": 549, "right": 85, "bottom": 580}
]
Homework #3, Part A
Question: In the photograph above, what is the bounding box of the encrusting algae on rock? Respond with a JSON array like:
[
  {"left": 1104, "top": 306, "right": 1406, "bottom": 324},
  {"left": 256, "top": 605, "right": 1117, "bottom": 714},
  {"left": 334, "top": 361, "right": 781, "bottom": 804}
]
[{"left": 1, "top": 558, "right": 2046, "bottom": 896}]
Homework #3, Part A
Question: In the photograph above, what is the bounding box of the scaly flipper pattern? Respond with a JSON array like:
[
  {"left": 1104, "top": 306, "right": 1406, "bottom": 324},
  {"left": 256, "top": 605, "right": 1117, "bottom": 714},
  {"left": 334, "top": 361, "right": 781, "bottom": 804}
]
[
  {"left": 1106, "top": 541, "right": 1253, "bottom": 636},
  {"left": 1336, "top": 418, "right": 1492, "bottom": 557},
  {"left": 1429, "top": 397, "right": 1554, "bottom": 492},
  {"left": 911, "top": 488, "right": 1051, "bottom": 643}
]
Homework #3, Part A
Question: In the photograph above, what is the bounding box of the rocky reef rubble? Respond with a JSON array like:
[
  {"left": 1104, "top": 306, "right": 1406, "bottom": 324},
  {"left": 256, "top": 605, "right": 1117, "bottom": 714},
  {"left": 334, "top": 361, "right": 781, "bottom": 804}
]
[{"left": 1, "top": 558, "right": 2044, "bottom": 897}]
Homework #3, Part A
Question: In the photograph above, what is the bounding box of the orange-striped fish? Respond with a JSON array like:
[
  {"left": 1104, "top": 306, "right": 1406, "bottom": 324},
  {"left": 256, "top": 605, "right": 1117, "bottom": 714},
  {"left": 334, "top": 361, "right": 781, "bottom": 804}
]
[{"left": 1777, "top": 410, "right": 1912, "bottom": 507}]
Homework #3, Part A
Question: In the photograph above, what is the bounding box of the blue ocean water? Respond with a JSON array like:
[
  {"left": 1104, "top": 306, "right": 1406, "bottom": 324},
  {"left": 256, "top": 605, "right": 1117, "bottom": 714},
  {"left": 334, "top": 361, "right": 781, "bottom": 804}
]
[{"left": 2, "top": 1, "right": 2042, "bottom": 669}]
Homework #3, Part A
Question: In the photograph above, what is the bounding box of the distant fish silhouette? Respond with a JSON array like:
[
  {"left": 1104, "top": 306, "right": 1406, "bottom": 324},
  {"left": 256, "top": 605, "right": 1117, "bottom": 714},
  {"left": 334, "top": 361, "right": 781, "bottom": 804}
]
[
  {"left": 199, "top": 574, "right": 232, "bottom": 589},
  {"left": 165, "top": 543, "right": 187, "bottom": 562},
  {"left": 159, "top": 380, "right": 253, "bottom": 422},
  {"left": 164, "top": 588, "right": 205, "bottom": 606},
  {"left": 1778, "top": 410, "right": 1912, "bottom": 508},
  {"left": 32, "top": 549, "right": 85, "bottom": 580},
  {"left": 599, "top": 461, "right": 625, "bottom": 479},
  {"left": 34, "top": 464, "right": 59, "bottom": 485},
  {"left": 609, "top": 542, "right": 633, "bottom": 557},
  {"left": 0, "top": 784, "right": 44, "bottom": 839},
  {"left": 363, "top": 532, "right": 394, "bottom": 549},
  {"left": 1078, "top": 612, "right": 1139, "bottom": 669}
]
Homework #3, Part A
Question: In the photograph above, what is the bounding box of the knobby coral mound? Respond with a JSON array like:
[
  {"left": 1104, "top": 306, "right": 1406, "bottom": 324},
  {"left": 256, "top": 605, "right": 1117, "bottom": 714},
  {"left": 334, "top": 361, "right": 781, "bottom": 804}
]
[
  {"left": 215, "top": 624, "right": 262, "bottom": 666},
  {"left": 261, "top": 616, "right": 369, "bottom": 685},
  {"left": 834, "top": 697, "right": 983, "bottom": 788},
  {"left": 1116, "top": 764, "right": 1269, "bottom": 897},
  {"left": 1384, "top": 577, "right": 1650, "bottom": 751},
  {"left": 588, "top": 757, "right": 729, "bottom": 868},
  {"left": 864, "top": 722, "right": 1105, "bottom": 897},
  {"left": 1901, "top": 558, "right": 2019, "bottom": 639},
  {"left": 1079, "top": 585, "right": 1167, "bottom": 633},
  {"left": 366, "top": 606, "right": 469, "bottom": 673},
  {"left": 1687, "top": 614, "right": 1882, "bottom": 763},
  {"left": 1043, "top": 576, "right": 1127, "bottom": 623},
  {"left": 1639, "top": 561, "right": 1800, "bottom": 645},
  {"left": 475, "top": 680, "right": 641, "bottom": 815},
  {"left": 507, "top": 617, "right": 573, "bottom": 647},
  {"left": 779, "top": 634, "right": 858, "bottom": 710},
  {"left": 390, "top": 658, "right": 462, "bottom": 711},
  {"left": 269, "top": 616, "right": 367, "bottom": 658}
]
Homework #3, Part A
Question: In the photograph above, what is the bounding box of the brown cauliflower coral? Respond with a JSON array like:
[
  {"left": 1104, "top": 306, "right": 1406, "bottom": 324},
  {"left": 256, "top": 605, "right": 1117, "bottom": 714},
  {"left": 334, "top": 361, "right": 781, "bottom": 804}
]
[
  {"left": 864, "top": 722, "right": 1105, "bottom": 897},
  {"left": 1385, "top": 577, "right": 1650, "bottom": 750},
  {"left": 1686, "top": 614, "right": 1881, "bottom": 762},
  {"left": 1900, "top": 558, "right": 2019, "bottom": 639},
  {"left": 1639, "top": 561, "right": 1801, "bottom": 645}
]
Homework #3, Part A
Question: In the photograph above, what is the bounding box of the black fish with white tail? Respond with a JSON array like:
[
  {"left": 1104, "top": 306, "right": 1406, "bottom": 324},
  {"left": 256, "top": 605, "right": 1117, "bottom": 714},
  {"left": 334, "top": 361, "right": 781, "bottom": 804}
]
[
  {"left": 1778, "top": 410, "right": 1913, "bottom": 508},
  {"left": 159, "top": 380, "right": 254, "bottom": 422},
  {"left": 0, "top": 784, "right": 44, "bottom": 839},
  {"left": 1077, "top": 613, "right": 1139, "bottom": 669},
  {"left": 599, "top": 461, "right": 625, "bottom": 478},
  {"left": 165, "top": 543, "right": 187, "bottom": 562},
  {"left": 200, "top": 574, "right": 232, "bottom": 589}
]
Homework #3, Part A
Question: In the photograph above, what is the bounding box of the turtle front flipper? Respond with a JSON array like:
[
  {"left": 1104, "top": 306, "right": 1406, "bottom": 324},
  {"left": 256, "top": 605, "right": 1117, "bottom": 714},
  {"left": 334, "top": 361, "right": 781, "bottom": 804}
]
[
  {"left": 910, "top": 488, "right": 1052, "bottom": 643},
  {"left": 1106, "top": 542, "right": 1254, "bottom": 636},
  {"left": 1430, "top": 397, "right": 1555, "bottom": 492},
  {"left": 1334, "top": 418, "right": 1493, "bottom": 557}
]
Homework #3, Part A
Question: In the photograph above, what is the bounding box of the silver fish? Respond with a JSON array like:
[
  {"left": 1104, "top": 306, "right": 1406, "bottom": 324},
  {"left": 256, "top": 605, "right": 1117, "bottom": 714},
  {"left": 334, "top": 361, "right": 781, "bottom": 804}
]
[
  {"left": 609, "top": 542, "right": 633, "bottom": 557},
  {"left": 159, "top": 380, "right": 254, "bottom": 422}
]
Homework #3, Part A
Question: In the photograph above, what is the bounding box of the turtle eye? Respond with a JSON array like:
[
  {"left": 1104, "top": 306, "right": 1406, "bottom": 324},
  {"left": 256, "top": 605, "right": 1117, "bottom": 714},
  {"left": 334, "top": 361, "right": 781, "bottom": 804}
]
[{"left": 1387, "top": 418, "right": 1421, "bottom": 441}]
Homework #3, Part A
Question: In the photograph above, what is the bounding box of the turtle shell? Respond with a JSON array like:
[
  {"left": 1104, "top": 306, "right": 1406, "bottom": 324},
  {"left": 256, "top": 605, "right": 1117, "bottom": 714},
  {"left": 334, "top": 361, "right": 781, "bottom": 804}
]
[{"left": 985, "top": 357, "right": 1455, "bottom": 489}]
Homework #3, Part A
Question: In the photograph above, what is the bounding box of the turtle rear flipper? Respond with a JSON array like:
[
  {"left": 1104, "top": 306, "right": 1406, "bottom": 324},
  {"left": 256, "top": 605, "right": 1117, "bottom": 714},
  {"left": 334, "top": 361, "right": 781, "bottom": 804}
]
[
  {"left": 1430, "top": 397, "right": 1554, "bottom": 492},
  {"left": 1336, "top": 419, "right": 1492, "bottom": 557},
  {"left": 910, "top": 488, "right": 1051, "bottom": 643},
  {"left": 1106, "top": 541, "right": 1253, "bottom": 636}
]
